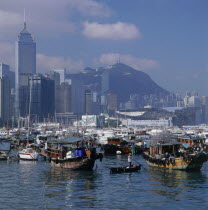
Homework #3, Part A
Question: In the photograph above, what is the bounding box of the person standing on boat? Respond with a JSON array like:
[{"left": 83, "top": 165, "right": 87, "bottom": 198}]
[
  {"left": 96, "top": 144, "right": 103, "bottom": 162},
  {"left": 128, "top": 153, "right": 132, "bottom": 167}
]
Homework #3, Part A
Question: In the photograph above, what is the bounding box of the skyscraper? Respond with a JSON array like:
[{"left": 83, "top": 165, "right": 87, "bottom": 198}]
[
  {"left": 47, "top": 71, "right": 60, "bottom": 113},
  {"left": 29, "top": 74, "right": 55, "bottom": 121},
  {"left": 0, "top": 76, "right": 11, "bottom": 124},
  {"left": 85, "top": 89, "right": 92, "bottom": 115},
  {"left": 56, "top": 82, "right": 72, "bottom": 113},
  {"left": 52, "top": 69, "right": 66, "bottom": 84},
  {"left": 15, "top": 20, "right": 36, "bottom": 117},
  {"left": 0, "top": 63, "right": 10, "bottom": 78},
  {"left": 0, "top": 63, "right": 15, "bottom": 89},
  {"left": 71, "top": 79, "right": 85, "bottom": 115}
]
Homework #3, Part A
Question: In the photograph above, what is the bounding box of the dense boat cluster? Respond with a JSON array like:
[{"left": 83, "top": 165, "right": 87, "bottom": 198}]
[{"left": 1, "top": 123, "right": 208, "bottom": 171}]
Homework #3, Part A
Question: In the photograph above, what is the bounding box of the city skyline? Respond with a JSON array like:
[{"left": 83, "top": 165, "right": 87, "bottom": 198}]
[{"left": 0, "top": 0, "right": 207, "bottom": 94}]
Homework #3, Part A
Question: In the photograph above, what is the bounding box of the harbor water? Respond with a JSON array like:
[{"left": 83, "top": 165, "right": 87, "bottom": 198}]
[{"left": 1, "top": 154, "right": 208, "bottom": 209}]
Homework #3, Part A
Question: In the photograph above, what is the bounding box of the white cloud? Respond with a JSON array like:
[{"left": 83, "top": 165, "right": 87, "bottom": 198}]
[
  {"left": 37, "top": 54, "right": 84, "bottom": 73},
  {"left": 0, "top": 0, "right": 111, "bottom": 18},
  {"left": 0, "top": 10, "right": 22, "bottom": 27},
  {"left": 0, "top": 0, "right": 111, "bottom": 70},
  {"left": 0, "top": 0, "right": 112, "bottom": 41},
  {"left": 99, "top": 53, "right": 159, "bottom": 71},
  {"left": 68, "top": 0, "right": 112, "bottom": 17},
  {"left": 82, "top": 21, "right": 141, "bottom": 40},
  {"left": 0, "top": 43, "right": 84, "bottom": 72}
]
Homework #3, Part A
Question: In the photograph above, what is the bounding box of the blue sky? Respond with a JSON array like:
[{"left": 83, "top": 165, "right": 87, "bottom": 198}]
[{"left": 0, "top": 0, "right": 207, "bottom": 95}]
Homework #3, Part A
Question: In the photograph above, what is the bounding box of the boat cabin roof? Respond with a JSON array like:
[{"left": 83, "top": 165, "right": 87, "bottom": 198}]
[
  {"left": 47, "top": 136, "right": 85, "bottom": 144},
  {"left": 152, "top": 142, "right": 181, "bottom": 147}
]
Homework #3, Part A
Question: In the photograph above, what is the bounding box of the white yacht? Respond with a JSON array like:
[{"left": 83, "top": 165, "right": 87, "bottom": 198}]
[{"left": 18, "top": 148, "right": 39, "bottom": 160}]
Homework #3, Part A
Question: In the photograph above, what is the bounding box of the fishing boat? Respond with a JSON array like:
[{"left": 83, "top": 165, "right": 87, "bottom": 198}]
[
  {"left": 43, "top": 137, "right": 102, "bottom": 170},
  {"left": 18, "top": 147, "right": 39, "bottom": 160},
  {"left": 143, "top": 142, "right": 208, "bottom": 171},
  {"left": 104, "top": 138, "right": 134, "bottom": 155},
  {"left": 110, "top": 165, "right": 141, "bottom": 173}
]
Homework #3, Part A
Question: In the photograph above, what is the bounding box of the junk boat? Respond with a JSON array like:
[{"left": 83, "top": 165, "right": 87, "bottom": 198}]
[
  {"left": 143, "top": 141, "right": 208, "bottom": 171},
  {"left": 110, "top": 165, "right": 141, "bottom": 173},
  {"left": 43, "top": 137, "right": 102, "bottom": 170}
]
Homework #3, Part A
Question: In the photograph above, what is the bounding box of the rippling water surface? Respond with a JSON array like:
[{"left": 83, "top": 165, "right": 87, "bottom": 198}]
[{"left": 1, "top": 154, "right": 208, "bottom": 209}]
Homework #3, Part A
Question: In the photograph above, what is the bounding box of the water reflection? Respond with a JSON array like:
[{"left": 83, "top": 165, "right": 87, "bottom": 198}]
[
  {"left": 42, "top": 168, "right": 100, "bottom": 208},
  {"left": 148, "top": 167, "right": 207, "bottom": 201},
  {"left": 1, "top": 155, "right": 208, "bottom": 209},
  {"left": 18, "top": 160, "right": 38, "bottom": 184}
]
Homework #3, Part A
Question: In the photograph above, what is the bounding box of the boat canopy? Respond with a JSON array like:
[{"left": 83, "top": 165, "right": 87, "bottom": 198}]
[
  {"left": 47, "top": 137, "right": 85, "bottom": 144},
  {"left": 152, "top": 142, "right": 181, "bottom": 146},
  {"left": 0, "top": 141, "right": 11, "bottom": 151}
]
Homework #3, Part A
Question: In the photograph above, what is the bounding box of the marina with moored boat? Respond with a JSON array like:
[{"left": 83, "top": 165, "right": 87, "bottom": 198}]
[{"left": 41, "top": 137, "right": 102, "bottom": 170}]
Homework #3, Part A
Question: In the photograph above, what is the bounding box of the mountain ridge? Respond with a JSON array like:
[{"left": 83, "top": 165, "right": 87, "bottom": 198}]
[{"left": 67, "top": 63, "right": 169, "bottom": 103}]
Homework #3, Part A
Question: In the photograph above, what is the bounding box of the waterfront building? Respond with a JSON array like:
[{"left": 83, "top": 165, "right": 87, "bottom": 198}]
[
  {"left": 55, "top": 112, "right": 77, "bottom": 125},
  {"left": 71, "top": 79, "right": 85, "bottom": 115},
  {"left": 52, "top": 69, "right": 66, "bottom": 84},
  {"left": 188, "top": 96, "right": 201, "bottom": 108},
  {"left": 184, "top": 95, "right": 189, "bottom": 107},
  {"left": 0, "top": 76, "right": 11, "bottom": 124},
  {"left": 201, "top": 96, "right": 208, "bottom": 123},
  {"left": 0, "top": 63, "right": 10, "bottom": 78},
  {"left": 122, "top": 118, "right": 173, "bottom": 128},
  {"left": 85, "top": 89, "right": 92, "bottom": 115},
  {"left": 15, "top": 20, "right": 36, "bottom": 117},
  {"left": 177, "top": 101, "right": 184, "bottom": 107},
  {"left": 101, "top": 71, "right": 109, "bottom": 94},
  {"left": 91, "top": 91, "right": 101, "bottom": 115},
  {"left": 10, "top": 89, "right": 15, "bottom": 124},
  {"left": 29, "top": 74, "right": 55, "bottom": 121},
  {"left": 56, "top": 82, "right": 72, "bottom": 113},
  {"left": 0, "top": 63, "right": 15, "bottom": 89},
  {"left": 107, "top": 92, "right": 117, "bottom": 112},
  {"left": 47, "top": 71, "right": 61, "bottom": 113}
]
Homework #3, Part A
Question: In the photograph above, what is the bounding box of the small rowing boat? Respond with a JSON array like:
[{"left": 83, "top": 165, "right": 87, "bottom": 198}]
[{"left": 110, "top": 165, "right": 141, "bottom": 173}]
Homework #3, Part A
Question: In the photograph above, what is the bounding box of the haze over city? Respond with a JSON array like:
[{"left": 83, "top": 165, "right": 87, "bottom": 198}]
[
  {"left": 1, "top": 2, "right": 208, "bottom": 209},
  {"left": 0, "top": 0, "right": 207, "bottom": 94}
]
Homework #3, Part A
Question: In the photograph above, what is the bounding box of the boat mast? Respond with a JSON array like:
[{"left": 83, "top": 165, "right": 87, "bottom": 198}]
[{"left": 27, "top": 77, "right": 32, "bottom": 139}]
